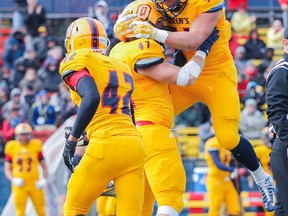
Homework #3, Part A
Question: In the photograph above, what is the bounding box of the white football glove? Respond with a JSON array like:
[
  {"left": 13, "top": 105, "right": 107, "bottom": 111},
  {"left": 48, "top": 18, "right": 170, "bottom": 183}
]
[
  {"left": 130, "top": 20, "right": 168, "bottom": 43},
  {"left": 12, "top": 177, "right": 24, "bottom": 187},
  {"left": 36, "top": 178, "right": 47, "bottom": 190},
  {"left": 114, "top": 11, "right": 139, "bottom": 40},
  {"left": 230, "top": 168, "right": 238, "bottom": 179}
]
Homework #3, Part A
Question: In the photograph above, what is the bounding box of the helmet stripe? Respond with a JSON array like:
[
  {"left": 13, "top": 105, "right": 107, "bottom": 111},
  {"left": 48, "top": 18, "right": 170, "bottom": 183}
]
[{"left": 86, "top": 18, "right": 99, "bottom": 49}]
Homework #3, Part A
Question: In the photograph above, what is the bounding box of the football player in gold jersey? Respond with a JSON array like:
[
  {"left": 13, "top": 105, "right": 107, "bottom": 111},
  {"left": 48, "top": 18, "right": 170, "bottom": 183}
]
[
  {"left": 205, "top": 136, "right": 241, "bottom": 216},
  {"left": 59, "top": 17, "right": 145, "bottom": 216},
  {"left": 116, "top": 0, "right": 275, "bottom": 211},
  {"left": 4, "top": 123, "right": 48, "bottom": 216},
  {"left": 110, "top": 1, "right": 218, "bottom": 215}
]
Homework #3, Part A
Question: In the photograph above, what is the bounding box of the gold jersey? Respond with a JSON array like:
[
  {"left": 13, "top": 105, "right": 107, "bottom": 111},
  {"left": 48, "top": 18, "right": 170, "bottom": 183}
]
[
  {"left": 5, "top": 139, "right": 43, "bottom": 181},
  {"left": 110, "top": 39, "right": 174, "bottom": 128},
  {"left": 205, "top": 136, "right": 232, "bottom": 178},
  {"left": 168, "top": 0, "right": 233, "bottom": 71},
  {"left": 59, "top": 49, "right": 139, "bottom": 138}
]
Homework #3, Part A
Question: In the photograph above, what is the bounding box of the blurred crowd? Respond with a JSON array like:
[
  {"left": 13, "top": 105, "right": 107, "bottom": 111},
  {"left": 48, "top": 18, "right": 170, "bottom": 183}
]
[{"left": 0, "top": 0, "right": 285, "bottom": 158}]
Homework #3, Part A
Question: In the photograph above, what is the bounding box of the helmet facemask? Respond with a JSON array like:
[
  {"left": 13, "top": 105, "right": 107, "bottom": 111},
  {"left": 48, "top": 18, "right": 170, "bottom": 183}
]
[{"left": 153, "top": 0, "right": 187, "bottom": 18}]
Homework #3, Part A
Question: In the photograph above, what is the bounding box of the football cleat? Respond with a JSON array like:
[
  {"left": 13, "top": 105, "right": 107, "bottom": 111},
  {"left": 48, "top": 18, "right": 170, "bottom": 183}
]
[
  {"left": 100, "top": 181, "right": 116, "bottom": 197},
  {"left": 257, "top": 176, "right": 275, "bottom": 212}
]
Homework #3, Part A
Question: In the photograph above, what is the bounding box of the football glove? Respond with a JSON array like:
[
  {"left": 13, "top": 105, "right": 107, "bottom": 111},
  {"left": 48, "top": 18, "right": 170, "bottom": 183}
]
[
  {"left": 64, "top": 126, "right": 89, "bottom": 146},
  {"left": 12, "top": 177, "right": 24, "bottom": 187},
  {"left": 130, "top": 20, "right": 168, "bottom": 43},
  {"left": 197, "top": 28, "right": 219, "bottom": 55},
  {"left": 63, "top": 139, "right": 77, "bottom": 173},
  {"left": 114, "top": 11, "right": 139, "bottom": 40},
  {"left": 36, "top": 178, "right": 47, "bottom": 190},
  {"left": 230, "top": 168, "right": 238, "bottom": 179}
]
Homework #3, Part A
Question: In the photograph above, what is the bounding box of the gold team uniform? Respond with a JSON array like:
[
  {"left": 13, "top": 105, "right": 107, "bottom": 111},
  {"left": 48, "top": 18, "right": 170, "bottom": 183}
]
[
  {"left": 5, "top": 139, "right": 45, "bottom": 216},
  {"left": 110, "top": 16, "right": 186, "bottom": 215},
  {"left": 59, "top": 48, "right": 145, "bottom": 216},
  {"left": 168, "top": 0, "right": 241, "bottom": 150},
  {"left": 204, "top": 136, "right": 240, "bottom": 215}
]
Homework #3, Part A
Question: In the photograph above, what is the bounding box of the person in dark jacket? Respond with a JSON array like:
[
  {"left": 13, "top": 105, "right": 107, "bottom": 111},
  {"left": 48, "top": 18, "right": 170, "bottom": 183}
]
[{"left": 266, "top": 26, "right": 288, "bottom": 216}]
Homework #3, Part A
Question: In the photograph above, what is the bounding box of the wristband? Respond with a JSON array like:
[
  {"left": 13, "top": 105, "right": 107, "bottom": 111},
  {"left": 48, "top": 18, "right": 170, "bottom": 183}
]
[
  {"left": 176, "top": 67, "right": 190, "bottom": 86},
  {"left": 195, "top": 50, "right": 207, "bottom": 60},
  {"left": 154, "top": 29, "right": 169, "bottom": 43},
  {"left": 187, "top": 60, "right": 202, "bottom": 79}
]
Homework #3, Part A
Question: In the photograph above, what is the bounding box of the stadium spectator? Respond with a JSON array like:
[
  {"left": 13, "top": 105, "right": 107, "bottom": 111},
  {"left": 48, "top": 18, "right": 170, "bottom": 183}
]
[
  {"left": 2, "top": 104, "right": 27, "bottom": 141},
  {"left": 20, "top": 84, "right": 36, "bottom": 111},
  {"left": 243, "top": 81, "right": 266, "bottom": 109},
  {"left": 237, "top": 73, "right": 250, "bottom": 103},
  {"left": 240, "top": 98, "right": 267, "bottom": 139},
  {"left": 12, "top": 0, "right": 27, "bottom": 32},
  {"left": 10, "top": 49, "right": 40, "bottom": 88},
  {"left": 244, "top": 61, "right": 258, "bottom": 80},
  {"left": 2, "top": 30, "right": 26, "bottom": 70},
  {"left": 243, "top": 28, "right": 267, "bottom": 60},
  {"left": 1, "top": 88, "right": 30, "bottom": 121},
  {"left": 30, "top": 89, "right": 57, "bottom": 129},
  {"left": 94, "top": 0, "right": 109, "bottom": 29},
  {"left": 37, "top": 56, "right": 62, "bottom": 94},
  {"left": 234, "top": 45, "right": 248, "bottom": 75},
  {"left": 24, "top": 0, "right": 46, "bottom": 49},
  {"left": 266, "top": 19, "right": 284, "bottom": 49},
  {"left": 231, "top": 5, "right": 257, "bottom": 38},
  {"left": 19, "top": 66, "right": 43, "bottom": 93}
]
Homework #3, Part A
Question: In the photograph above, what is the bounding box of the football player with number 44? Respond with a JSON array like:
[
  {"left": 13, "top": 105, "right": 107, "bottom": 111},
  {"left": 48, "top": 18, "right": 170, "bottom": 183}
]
[
  {"left": 59, "top": 17, "right": 145, "bottom": 216},
  {"left": 4, "top": 123, "right": 48, "bottom": 216},
  {"left": 115, "top": 0, "right": 276, "bottom": 212}
]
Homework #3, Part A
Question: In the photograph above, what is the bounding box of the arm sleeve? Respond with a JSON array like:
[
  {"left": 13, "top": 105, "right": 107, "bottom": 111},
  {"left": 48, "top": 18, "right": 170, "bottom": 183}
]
[
  {"left": 209, "top": 150, "right": 234, "bottom": 172},
  {"left": 67, "top": 75, "right": 100, "bottom": 138}
]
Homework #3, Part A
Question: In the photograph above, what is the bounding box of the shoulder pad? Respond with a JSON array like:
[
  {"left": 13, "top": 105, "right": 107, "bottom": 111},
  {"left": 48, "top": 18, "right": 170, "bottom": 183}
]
[{"left": 135, "top": 57, "right": 164, "bottom": 68}]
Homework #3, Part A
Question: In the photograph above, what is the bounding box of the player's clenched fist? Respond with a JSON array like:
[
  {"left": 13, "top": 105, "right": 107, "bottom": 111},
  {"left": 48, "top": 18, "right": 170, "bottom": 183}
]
[{"left": 63, "top": 139, "right": 77, "bottom": 173}]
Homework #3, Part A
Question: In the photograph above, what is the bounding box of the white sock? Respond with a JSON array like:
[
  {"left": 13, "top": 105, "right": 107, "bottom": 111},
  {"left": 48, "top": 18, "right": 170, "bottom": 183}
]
[{"left": 249, "top": 163, "right": 270, "bottom": 184}]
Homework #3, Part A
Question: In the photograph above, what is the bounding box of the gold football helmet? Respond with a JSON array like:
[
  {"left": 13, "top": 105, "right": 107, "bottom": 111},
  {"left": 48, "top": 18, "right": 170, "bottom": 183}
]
[
  {"left": 65, "top": 17, "right": 110, "bottom": 54},
  {"left": 120, "top": 0, "right": 170, "bottom": 39},
  {"left": 152, "top": 0, "right": 187, "bottom": 18},
  {"left": 15, "top": 123, "right": 33, "bottom": 144}
]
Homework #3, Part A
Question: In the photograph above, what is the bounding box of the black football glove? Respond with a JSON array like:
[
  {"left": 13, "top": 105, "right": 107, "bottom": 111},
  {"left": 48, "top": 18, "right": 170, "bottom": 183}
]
[
  {"left": 197, "top": 28, "right": 220, "bottom": 55},
  {"left": 63, "top": 139, "right": 77, "bottom": 173},
  {"left": 64, "top": 126, "right": 89, "bottom": 146}
]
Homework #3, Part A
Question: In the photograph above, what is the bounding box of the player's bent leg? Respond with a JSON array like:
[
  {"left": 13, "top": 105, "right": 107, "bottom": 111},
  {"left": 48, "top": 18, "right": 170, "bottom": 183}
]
[
  {"left": 29, "top": 187, "right": 46, "bottom": 216},
  {"left": 96, "top": 196, "right": 108, "bottom": 216},
  {"left": 206, "top": 178, "right": 225, "bottom": 216},
  {"left": 140, "top": 126, "right": 186, "bottom": 214},
  {"left": 115, "top": 167, "right": 144, "bottom": 216},
  {"left": 141, "top": 173, "right": 155, "bottom": 216},
  {"left": 105, "top": 196, "right": 117, "bottom": 215},
  {"left": 64, "top": 153, "right": 111, "bottom": 216},
  {"left": 13, "top": 186, "right": 28, "bottom": 216},
  {"left": 225, "top": 182, "right": 241, "bottom": 216}
]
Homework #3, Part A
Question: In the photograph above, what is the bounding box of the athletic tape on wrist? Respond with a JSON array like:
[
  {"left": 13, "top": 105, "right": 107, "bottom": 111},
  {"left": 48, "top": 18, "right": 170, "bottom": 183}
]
[
  {"left": 154, "top": 29, "right": 168, "bottom": 43},
  {"left": 195, "top": 50, "right": 206, "bottom": 59},
  {"left": 176, "top": 67, "right": 190, "bottom": 86},
  {"left": 187, "top": 60, "right": 202, "bottom": 79}
]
